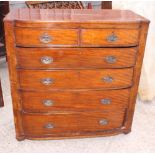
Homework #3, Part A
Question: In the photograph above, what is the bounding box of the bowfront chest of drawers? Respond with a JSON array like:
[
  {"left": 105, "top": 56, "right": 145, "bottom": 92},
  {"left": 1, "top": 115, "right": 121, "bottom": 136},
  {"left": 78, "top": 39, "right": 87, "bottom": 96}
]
[{"left": 4, "top": 9, "right": 149, "bottom": 141}]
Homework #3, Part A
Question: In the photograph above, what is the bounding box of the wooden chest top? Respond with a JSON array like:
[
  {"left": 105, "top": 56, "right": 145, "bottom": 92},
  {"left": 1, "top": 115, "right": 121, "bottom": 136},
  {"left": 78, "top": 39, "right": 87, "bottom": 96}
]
[{"left": 4, "top": 9, "right": 149, "bottom": 28}]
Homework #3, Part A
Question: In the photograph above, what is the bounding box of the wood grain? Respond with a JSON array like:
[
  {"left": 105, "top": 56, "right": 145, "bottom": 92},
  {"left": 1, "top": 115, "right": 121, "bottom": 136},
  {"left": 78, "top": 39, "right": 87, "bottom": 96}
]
[
  {"left": 18, "top": 68, "right": 133, "bottom": 90},
  {"left": 16, "top": 47, "right": 137, "bottom": 69},
  {"left": 21, "top": 89, "right": 130, "bottom": 112},
  {"left": 22, "top": 111, "right": 125, "bottom": 135},
  {"left": 4, "top": 9, "right": 148, "bottom": 29},
  {"left": 15, "top": 27, "right": 79, "bottom": 47},
  {"left": 122, "top": 21, "right": 150, "bottom": 133},
  {"left": 81, "top": 29, "right": 139, "bottom": 47},
  {"left": 4, "top": 21, "right": 25, "bottom": 140}
]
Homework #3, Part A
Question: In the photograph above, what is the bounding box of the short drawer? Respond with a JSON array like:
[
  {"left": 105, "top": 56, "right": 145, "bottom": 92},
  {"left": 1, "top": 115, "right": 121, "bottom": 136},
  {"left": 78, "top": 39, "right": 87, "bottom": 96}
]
[
  {"left": 15, "top": 27, "right": 78, "bottom": 47},
  {"left": 21, "top": 89, "right": 130, "bottom": 112},
  {"left": 22, "top": 111, "right": 125, "bottom": 135},
  {"left": 16, "top": 47, "right": 137, "bottom": 69},
  {"left": 18, "top": 68, "right": 133, "bottom": 90},
  {"left": 81, "top": 29, "right": 139, "bottom": 47}
]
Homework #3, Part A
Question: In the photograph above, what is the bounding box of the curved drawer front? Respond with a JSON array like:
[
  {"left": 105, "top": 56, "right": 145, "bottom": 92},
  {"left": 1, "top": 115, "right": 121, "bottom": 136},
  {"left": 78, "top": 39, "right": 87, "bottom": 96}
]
[
  {"left": 16, "top": 47, "right": 137, "bottom": 69},
  {"left": 81, "top": 29, "right": 139, "bottom": 47},
  {"left": 22, "top": 111, "right": 125, "bottom": 135},
  {"left": 15, "top": 27, "right": 78, "bottom": 47},
  {"left": 21, "top": 89, "right": 130, "bottom": 112},
  {"left": 18, "top": 68, "right": 133, "bottom": 90}
]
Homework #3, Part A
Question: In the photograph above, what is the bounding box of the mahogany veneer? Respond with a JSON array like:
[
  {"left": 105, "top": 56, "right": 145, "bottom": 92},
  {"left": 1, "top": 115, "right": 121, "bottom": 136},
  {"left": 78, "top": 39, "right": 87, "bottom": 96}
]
[
  {"left": 4, "top": 9, "right": 149, "bottom": 141},
  {"left": 16, "top": 48, "right": 137, "bottom": 69}
]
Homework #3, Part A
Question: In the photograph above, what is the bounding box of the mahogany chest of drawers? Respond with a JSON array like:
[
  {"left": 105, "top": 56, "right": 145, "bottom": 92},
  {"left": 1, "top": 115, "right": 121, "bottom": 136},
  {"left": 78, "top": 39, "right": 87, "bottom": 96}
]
[{"left": 4, "top": 9, "right": 149, "bottom": 141}]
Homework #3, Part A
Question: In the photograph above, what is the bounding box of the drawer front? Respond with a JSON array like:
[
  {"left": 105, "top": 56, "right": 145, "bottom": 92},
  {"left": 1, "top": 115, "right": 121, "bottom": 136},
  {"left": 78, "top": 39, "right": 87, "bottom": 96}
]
[
  {"left": 16, "top": 48, "right": 137, "bottom": 69},
  {"left": 23, "top": 111, "right": 125, "bottom": 135},
  {"left": 18, "top": 68, "right": 133, "bottom": 90},
  {"left": 21, "top": 89, "right": 130, "bottom": 112},
  {"left": 81, "top": 29, "right": 139, "bottom": 47},
  {"left": 15, "top": 27, "right": 78, "bottom": 47}
]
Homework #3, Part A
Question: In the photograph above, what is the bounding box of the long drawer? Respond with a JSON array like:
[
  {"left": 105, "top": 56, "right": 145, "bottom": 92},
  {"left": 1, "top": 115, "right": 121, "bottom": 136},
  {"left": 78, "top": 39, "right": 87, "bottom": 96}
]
[
  {"left": 21, "top": 89, "right": 130, "bottom": 112},
  {"left": 16, "top": 47, "right": 137, "bottom": 69},
  {"left": 22, "top": 111, "right": 125, "bottom": 135},
  {"left": 18, "top": 68, "right": 133, "bottom": 90}
]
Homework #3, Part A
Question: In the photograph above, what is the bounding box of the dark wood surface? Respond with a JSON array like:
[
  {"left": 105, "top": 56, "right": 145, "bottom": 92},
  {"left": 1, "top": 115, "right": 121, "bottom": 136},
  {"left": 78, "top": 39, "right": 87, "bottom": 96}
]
[
  {"left": 0, "top": 81, "right": 4, "bottom": 107},
  {"left": 101, "top": 1, "right": 112, "bottom": 9},
  {"left": 0, "top": 1, "right": 9, "bottom": 57},
  {"left": 26, "top": 1, "right": 84, "bottom": 9},
  {"left": 4, "top": 9, "right": 149, "bottom": 141}
]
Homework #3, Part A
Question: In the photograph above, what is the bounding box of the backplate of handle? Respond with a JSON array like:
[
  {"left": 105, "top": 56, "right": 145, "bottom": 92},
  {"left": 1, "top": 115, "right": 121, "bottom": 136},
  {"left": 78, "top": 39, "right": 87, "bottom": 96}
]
[
  {"left": 105, "top": 56, "right": 117, "bottom": 64},
  {"left": 41, "top": 56, "right": 53, "bottom": 64},
  {"left": 107, "top": 33, "right": 118, "bottom": 42},
  {"left": 41, "top": 78, "right": 54, "bottom": 85},
  {"left": 42, "top": 99, "right": 54, "bottom": 106},
  {"left": 102, "top": 76, "right": 113, "bottom": 83},
  {"left": 99, "top": 119, "right": 108, "bottom": 125},
  {"left": 40, "top": 33, "right": 52, "bottom": 44},
  {"left": 44, "top": 123, "right": 54, "bottom": 129},
  {"left": 101, "top": 98, "right": 111, "bottom": 105}
]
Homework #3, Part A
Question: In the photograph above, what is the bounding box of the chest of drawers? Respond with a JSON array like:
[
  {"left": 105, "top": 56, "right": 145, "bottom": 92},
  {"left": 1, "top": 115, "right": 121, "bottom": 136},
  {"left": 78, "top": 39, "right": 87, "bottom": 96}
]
[{"left": 4, "top": 9, "right": 149, "bottom": 141}]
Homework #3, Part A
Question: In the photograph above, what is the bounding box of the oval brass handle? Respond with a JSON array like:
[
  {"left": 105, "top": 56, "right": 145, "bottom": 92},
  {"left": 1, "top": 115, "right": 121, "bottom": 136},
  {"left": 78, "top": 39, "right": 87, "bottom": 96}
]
[
  {"left": 107, "top": 33, "right": 118, "bottom": 42},
  {"left": 41, "top": 78, "right": 54, "bottom": 85},
  {"left": 41, "top": 56, "right": 53, "bottom": 64},
  {"left": 102, "top": 76, "right": 113, "bottom": 83},
  {"left": 101, "top": 98, "right": 111, "bottom": 105},
  {"left": 99, "top": 119, "right": 108, "bottom": 125},
  {"left": 44, "top": 123, "right": 54, "bottom": 129},
  {"left": 42, "top": 99, "right": 54, "bottom": 106},
  {"left": 40, "top": 33, "right": 52, "bottom": 44},
  {"left": 105, "top": 56, "right": 117, "bottom": 64}
]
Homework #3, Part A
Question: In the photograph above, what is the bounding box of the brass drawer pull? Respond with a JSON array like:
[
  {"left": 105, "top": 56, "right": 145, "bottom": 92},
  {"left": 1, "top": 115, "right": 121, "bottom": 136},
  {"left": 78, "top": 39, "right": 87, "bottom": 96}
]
[
  {"left": 41, "top": 56, "right": 53, "bottom": 64},
  {"left": 42, "top": 99, "right": 54, "bottom": 106},
  {"left": 44, "top": 123, "right": 54, "bottom": 129},
  {"left": 99, "top": 119, "right": 108, "bottom": 125},
  {"left": 101, "top": 99, "right": 111, "bottom": 105},
  {"left": 102, "top": 76, "right": 113, "bottom": 83},
  {"left": 107, "top": 33, "right": 118, "bottom": 42},
  {"left": 40, "top": 33, "right": 52, "bottom": 44},
  {"left": 41, "top": 78, "right": 54, "bottom": 85},
  {"left": 105, "top": 56, "right": 117, "bottom": 64}
]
